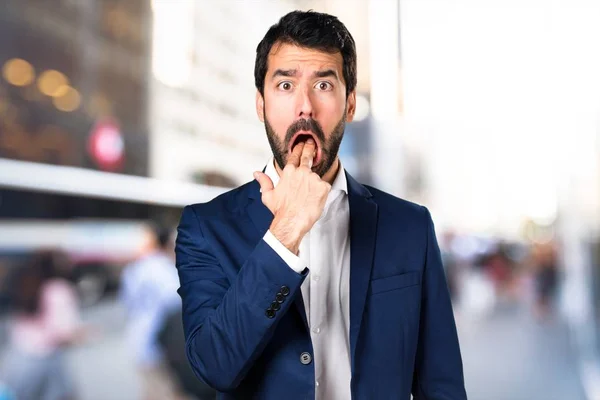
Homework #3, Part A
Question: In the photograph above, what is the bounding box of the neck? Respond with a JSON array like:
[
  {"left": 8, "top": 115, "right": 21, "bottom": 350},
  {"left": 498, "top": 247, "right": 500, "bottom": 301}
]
[
  {"left": 275, "top": 157, "right": 340, "bottom": 185},
  {"left": 321, "top": 157, "right": 340, "bottom": 185}
]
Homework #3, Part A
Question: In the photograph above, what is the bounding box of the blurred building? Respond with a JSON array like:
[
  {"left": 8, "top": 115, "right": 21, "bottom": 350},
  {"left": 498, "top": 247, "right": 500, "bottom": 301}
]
[
  {"left": 0, "top": 0, "right": 154, "bottom": 220},
  {"left": 0, "top": 0, "right": 151, "bottom": 177},
  {"left": 0, "top": 0, "right": 174, "bottom": 307}
]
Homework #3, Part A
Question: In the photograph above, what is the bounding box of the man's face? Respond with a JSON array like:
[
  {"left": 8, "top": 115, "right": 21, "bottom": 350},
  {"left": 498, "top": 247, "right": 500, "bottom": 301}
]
[{"left": 256, "top": 42, "right": 356, "bottom": 177}]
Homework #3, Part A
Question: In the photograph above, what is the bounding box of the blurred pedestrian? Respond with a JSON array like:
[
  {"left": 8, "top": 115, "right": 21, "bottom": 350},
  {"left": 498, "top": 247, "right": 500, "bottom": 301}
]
[
  {"left": 483, "top": 243, "right": 516, "bottom": 302},
  {"left": 120, "top": 223, "right": 186, "bottom": 400},
  {"left": 532, "top": 241, "right": 560, "bottom": 320},
  {"left": 441, "top": 230, "right": 460, "bottom": 301},
  {"left": 0, "top": 250, "right": 87, "bottom": 400}
]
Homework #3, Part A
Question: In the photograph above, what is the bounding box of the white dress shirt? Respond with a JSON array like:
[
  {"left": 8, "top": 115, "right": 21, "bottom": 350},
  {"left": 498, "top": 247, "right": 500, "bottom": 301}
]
[{"left": 262, "top": 157, "right": 352, "bottom": 400}]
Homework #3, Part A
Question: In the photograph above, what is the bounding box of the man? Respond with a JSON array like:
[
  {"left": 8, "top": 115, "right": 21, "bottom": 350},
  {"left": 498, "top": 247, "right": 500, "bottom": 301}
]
[{"left": 175, "top": 10, "right": 466, "bottom": 400}]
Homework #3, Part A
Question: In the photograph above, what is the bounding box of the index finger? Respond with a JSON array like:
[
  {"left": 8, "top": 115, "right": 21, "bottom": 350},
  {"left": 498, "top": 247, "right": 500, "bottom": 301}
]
[
  {"left": 287, "top": 142, "right": 305, "bottom": 167},
  {"left": 300, "top": 139, "right": 316, "bottom": 169}
]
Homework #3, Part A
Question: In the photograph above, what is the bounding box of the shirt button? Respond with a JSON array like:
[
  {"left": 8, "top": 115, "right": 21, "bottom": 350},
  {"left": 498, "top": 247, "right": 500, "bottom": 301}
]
[
  {"left": 300, "top": 352, "right": 312, "bottom": 365},
  {"left": 312, "top": 274, "right": 320, "bottom": 282},
  {"left": 312, "top": 327, "right": 321, "bottom": 334},
  {"left": 316, "top": 381, "right": 320, "bottom": 387}
]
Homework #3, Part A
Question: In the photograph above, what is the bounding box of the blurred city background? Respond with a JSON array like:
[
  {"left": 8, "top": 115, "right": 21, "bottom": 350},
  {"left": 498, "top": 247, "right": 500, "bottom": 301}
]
[{"left": 0, "top": 0, "right": 599, "bottom": 399}]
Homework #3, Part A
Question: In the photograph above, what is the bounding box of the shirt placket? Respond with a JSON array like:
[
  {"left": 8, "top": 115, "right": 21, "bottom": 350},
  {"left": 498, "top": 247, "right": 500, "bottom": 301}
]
[{"left": 310, "top": 193, "right": 342, "bottom": 397}]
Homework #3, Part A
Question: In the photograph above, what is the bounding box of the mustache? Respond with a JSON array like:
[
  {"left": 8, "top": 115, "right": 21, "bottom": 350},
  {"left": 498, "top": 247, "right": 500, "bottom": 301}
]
[{"left": 284, "top": 118, "right": 326, "bottom": 146}]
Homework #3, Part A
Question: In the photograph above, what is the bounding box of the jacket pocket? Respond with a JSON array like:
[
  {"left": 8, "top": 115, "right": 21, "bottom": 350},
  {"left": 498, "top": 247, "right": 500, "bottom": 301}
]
[{"left": 369, "top": 271, "right": 421, "bottom": 295}]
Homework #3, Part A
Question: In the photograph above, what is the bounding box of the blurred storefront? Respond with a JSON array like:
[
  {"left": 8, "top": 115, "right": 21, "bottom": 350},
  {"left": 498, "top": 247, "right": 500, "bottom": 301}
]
[
  {"left": 0, "top": 0, "right": 151, "bottom": 176},
  {"left": 0, "top": 0, "right": 185, "bottom": 307},
  {"left": 0, "top": 0, "right": 154, "bottom": 220}
]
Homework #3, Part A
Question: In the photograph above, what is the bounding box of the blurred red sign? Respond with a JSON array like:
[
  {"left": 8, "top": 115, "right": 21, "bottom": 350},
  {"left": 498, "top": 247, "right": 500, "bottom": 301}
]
[{"left": 87, "top": 119, "right": 125, "bottom": 171}]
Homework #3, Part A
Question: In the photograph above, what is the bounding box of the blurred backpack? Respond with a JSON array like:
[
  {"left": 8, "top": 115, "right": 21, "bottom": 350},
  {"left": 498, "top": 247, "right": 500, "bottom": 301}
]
[{"left": 157, "top": 309, "right": 217, "bottom": 400}]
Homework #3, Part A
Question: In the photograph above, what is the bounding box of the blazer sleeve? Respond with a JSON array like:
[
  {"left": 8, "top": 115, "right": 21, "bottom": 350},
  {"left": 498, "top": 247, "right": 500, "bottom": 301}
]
[
  {"left": 412, "top": 207, "right": 468, "bottom": 399},
  {"left": 175, "top": 205, "right": 308, "bottom": 392}
]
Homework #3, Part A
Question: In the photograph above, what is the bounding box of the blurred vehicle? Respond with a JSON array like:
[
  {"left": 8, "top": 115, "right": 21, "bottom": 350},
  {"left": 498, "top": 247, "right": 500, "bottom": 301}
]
[{"left": 0, "top": 220, "right": 148, "bottom": 309}]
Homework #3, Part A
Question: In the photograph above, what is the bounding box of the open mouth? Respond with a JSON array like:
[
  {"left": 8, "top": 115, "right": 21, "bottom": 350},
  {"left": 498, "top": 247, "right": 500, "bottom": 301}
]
[{"left": 288, "top": 131, "right": 322, "bottom": 166}]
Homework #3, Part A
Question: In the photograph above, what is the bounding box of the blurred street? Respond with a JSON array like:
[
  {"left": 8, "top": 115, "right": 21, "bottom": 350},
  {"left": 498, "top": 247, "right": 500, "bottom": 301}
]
[
  {"left": 0, "top": 296, "right": 580, "bottom": 400},
  {"left": 457, "top": 304, "right": 587, "bottom": 400},
  {"left": 0, "top": 297, "right": 140, "bottom": 400},
  {"left": 66, "top": 298, "right": 139, "bottom": 400}
]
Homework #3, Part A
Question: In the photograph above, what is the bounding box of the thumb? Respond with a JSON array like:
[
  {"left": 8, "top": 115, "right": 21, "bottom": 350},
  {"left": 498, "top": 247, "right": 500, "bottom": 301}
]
[{"left": 253, "top": 171, "right": 274, "bottom": 193}]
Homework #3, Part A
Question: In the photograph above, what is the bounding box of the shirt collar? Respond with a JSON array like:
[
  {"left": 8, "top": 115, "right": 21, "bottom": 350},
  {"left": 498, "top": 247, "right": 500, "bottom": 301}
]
[{"left": 264, "top": 157, "right": 348, "bottom": 195}]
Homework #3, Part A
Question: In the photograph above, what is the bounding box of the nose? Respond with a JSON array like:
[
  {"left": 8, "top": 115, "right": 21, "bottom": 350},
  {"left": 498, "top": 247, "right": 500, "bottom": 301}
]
[{"left": 296, "top": 87, "right": 314, "bottom": 119}]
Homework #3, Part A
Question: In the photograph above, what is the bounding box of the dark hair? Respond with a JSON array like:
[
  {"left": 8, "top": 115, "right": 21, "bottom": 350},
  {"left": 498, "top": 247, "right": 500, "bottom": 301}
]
[
  {"left": 149, "top": 222, "right": 173, "bottom": 249},
  {"left": 8, "top": 250, "right": 69, "bottom": 315},
  {"left": 254, "top": 10, "right": 357, "bottom": 97}
]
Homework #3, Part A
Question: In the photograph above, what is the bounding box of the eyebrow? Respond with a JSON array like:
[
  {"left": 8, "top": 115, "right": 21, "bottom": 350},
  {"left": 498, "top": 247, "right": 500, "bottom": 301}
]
[
  {"left": 271, "top": 69, "right": 297, "bottom": 79},
  {"left": 271, "top": 68, "right": 340, "bottom": 80},
  {"left": 312, "top": 69, "right": 339, "bottom": 80}
]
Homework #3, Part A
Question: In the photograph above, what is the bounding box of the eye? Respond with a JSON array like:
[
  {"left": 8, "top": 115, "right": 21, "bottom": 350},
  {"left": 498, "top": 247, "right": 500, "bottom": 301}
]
[
  {"left": 315, "top": 81, "right": 333, "bottom": 91},
  {"left": 277, "top": 81, "right": 293, "bottom": 91}
]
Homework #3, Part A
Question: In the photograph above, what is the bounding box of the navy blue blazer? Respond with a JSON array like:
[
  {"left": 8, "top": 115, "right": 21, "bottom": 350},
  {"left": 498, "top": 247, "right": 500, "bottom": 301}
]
[{"left": 175, "top": 169, "right": 466, "bottom": 399}]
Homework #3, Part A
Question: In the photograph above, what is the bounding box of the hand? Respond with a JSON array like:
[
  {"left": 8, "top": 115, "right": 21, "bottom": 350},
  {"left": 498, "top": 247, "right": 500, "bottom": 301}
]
[{"left": 254, "top": 138, "right": 331, "bottom": 254}]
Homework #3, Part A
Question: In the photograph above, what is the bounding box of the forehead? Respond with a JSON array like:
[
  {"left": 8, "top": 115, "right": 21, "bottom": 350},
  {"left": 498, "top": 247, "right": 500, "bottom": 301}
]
[{"left": 267, "top": 42, "right": 343, "bottom": 76}]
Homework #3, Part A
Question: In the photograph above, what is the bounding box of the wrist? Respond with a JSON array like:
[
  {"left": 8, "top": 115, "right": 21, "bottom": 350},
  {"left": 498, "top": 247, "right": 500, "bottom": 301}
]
[{"left": 269, "top": 215, "right": 304, "bottom": 255}]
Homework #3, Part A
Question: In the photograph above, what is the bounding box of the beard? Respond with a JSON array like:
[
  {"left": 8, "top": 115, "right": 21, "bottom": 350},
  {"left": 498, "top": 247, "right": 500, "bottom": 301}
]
[{"left": 264, "top": 108, "right": 346, "bottom": 178}]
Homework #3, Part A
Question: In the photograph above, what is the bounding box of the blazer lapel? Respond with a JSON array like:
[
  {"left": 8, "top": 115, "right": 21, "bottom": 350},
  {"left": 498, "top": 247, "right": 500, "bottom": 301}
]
[
  {"left": 346, "top": 171, "right": 378, "bottom": 374},
  {"left": 247, "top": 178, "right": 310, "bottom": 331},
  {"left": 247, "top": 179, "right": 273, "bottom": 236}
]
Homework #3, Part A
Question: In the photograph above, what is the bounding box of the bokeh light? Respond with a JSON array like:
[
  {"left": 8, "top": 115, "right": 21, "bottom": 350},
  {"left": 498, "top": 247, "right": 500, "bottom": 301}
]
[{"left": 2, "top": 58, "right": 35, "bottom": 86}]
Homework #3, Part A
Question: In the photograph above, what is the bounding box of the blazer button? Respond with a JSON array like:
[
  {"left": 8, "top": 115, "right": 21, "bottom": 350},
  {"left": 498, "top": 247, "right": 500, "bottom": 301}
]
[
  {"left": 280, "top": 285, "right": 290, "bottom": 296},
  {"left": 300, "top": 352, "right": 312, "bottom": 365},
  {"left": 265, "top": 309, "right": 276, "bottom": 319},
  {"left": 270, "top": 301, "right": 280, "bottom": 311},
  {"left": 275, "top": 293, "right": 285, "bottom": 303}
]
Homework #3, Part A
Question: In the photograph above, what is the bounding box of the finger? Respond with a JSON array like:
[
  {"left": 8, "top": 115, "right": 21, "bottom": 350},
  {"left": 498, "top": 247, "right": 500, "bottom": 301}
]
[
  {"left": 253, "top": 171, "right": 274, "bottom": 193},
  {"left": 287, "top": 141, "right": 305, "bottom": 167},
  {"left": 300, "top": 138, "right": 316, "bottom": 168}
]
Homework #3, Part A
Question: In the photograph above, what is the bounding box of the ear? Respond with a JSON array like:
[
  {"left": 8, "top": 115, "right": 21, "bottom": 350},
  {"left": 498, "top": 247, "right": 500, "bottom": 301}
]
[
  {"left": 256, "top": 91, "right": 265, "bottom": 122},
  {"left": 345, "top": 91, "right": 356, "bottom": 123}
]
